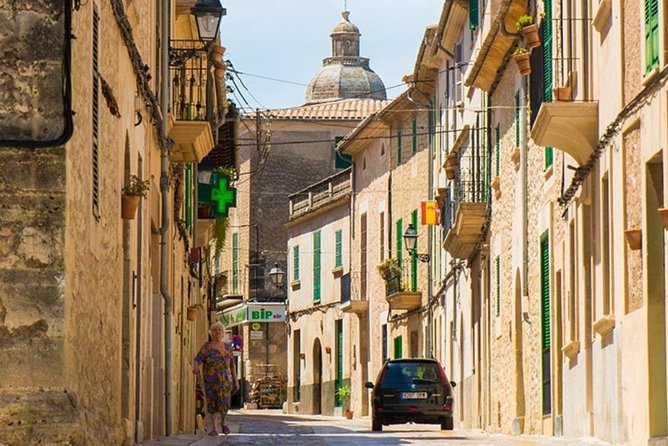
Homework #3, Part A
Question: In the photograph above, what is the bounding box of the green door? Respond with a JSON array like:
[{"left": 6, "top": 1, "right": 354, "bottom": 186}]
[{"left": 393, "top": 335, "right": 403, "bottom": 359}]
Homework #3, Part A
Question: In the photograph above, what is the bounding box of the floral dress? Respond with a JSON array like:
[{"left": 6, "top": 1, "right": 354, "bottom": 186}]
[{"left": 195, "top": 342, "right": 234, "bottom": 414}]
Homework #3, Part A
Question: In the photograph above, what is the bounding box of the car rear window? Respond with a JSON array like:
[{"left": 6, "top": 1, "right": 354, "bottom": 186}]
[{"left": 381, "top": 362, "right": 442, "bottom": 386}]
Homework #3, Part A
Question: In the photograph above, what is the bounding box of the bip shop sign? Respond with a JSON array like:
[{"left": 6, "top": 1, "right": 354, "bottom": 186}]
[{"left": 248, "top": 303, "right": 285, "bottom": 323}]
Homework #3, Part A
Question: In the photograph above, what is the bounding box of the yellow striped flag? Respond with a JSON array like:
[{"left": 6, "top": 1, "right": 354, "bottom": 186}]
[{"left": 421, "top": 200, "right": 439, "bottom": 225}]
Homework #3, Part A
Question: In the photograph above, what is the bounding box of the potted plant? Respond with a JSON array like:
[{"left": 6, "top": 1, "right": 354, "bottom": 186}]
[
  {"left": 516, "top": 14, "right": 540, "bottom": 49},
  {"left": 624, "top": 227, "right": 642, "bottom": 250},
  {"left": 186, "top": 303, "right": 204, "bottom": 321},
  {"left": 552, "top": 85, "right": 572, "bottom": 101},
  {"left": 377, "top": 258, "right": 401, "bottom": 281},
  {"left": 512, "top": 48, "right": 532, "bottom": 76},
  {"left": 335, "top": 384, "right": 353, "bottom": 419},
  {"left": 121, "top": 175, "right": 150, "bottom": 220}
]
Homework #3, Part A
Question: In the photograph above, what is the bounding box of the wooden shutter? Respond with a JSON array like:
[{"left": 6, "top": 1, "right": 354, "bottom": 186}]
[
  {"left": 412, "top": 117, "right": 417, "bottom": 154},
  {"left": 393, "top": 335, "right": 403, "bottom": 359},
  {"left": 540, "top": 232, "right": 552, "bottom": 414},
  {"left": 293, "top": 245, "right": 300, "bottom": 281},
  {"left": 360, "top": 214, "right": 367, "bottom": 300},
  {"left": 313, "top": 231, "right": 321, "bottom": 302},
  {"left": 515, "top": 92, "right": 520, "bottom": 147},
  {"left": 645, "top": 0, "right": 660, "bottom": 72},
  {"left": 335, "top": 320, "right": 343, "bottom": 406},
  {"left": 495, "top": 124, "right": 500, "bottom": 177},
  {"left": 469, "top": 0, "right": 479, "bottom": 30},
  {"left": 335, "top": 229, "right": 343, "bottom": 267},
  {"left": 379, "top": 212, "right": 385, "bottom": 262},
  {"left": 185, "top": 164, "right": 192, "bottom": 230}
]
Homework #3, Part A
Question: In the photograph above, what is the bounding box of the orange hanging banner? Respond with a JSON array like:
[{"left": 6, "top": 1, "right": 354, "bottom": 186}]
[{"left": 421, "top": 200, "right": 438, "bottom": 225}]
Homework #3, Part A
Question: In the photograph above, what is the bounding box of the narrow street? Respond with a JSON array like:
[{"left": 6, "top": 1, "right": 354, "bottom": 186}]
[{"left": 142, "top": 410, "right": 612, "bottom": 446}]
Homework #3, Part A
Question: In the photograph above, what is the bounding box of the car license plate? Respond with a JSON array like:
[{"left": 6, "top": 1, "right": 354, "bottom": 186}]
[{"left": 402, "top": 392, "right": 427, "bottom": 399}]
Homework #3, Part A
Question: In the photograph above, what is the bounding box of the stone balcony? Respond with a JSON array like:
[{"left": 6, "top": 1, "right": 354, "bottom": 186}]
[
  {"left": 288, "top": 168, "right": 352, "bottom": 223},
  {"left": 340, "top": 272, "right": 369, "bottom": 314}
]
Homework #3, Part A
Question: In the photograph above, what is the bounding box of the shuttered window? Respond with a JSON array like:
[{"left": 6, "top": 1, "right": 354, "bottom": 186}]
[
  {"left": 293, "top": 245, "right": 300, "bottom": 281},
  {"left": 645, "top": 0, "right": 660, "bottom": 73},
  {"left": 360, "top": 214, "right": 367, "bottom": 300},
  {"left": 379, "top": 212, "right": 385, "bottom": 262},
  {"left": 92, "top": 5, "right": 100, "bottom": 220},
  {"left": 543, "top": 0, "right": 554, "bottom": 168},
  {"left": 469, "top": 0, "right": 479, "bottom": 30},
  {"left": 540, "top": 232, "right": 552, "bottom": 415},
  {"left": 335, "top": 229, "right": 343, "bottom": 268},
  {"left": 313, "top": 230, "right": 321, "bottom": 302},
  {"left": 410, "top": 210, "right": 418, "bottom": 292},
  {"left": 393, "top": 335, "right": 403, "bottom": 359},
  {"left": 412, "top": 118, "right": 417, "bottom": 154}
]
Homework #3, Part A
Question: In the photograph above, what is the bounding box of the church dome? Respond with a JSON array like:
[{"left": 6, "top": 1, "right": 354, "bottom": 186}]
[{"left": 305, "top": 11, "right": 386, "bottom": 105}]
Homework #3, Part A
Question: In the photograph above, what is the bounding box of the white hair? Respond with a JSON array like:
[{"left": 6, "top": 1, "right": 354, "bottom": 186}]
[{"left": 209, "top": 321, "right": 224, "bottom": 334}]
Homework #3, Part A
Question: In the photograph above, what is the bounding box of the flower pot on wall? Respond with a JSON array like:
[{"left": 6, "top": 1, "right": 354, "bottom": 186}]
[
  {"left": 658, "top": 208, "right": 668, "bottom": 229},
  {"left": 513, "top": 51, "right": 531, "bottom": 76},
  {"left": 186, "top": 305, "right": 200, "bottom": 321},
  {"left": 521, "top": 24, "right": 541, "bottom": 49},
  {"left": 624, "top": 227, "right": 642, "bottom": 250},
  {"left": 345, "top": 409, "right": 353, "bottom": 419},
  {"left": 445, "top": 166, "right": 456, "bottom": 180},
  {"left": 552, "top": 86, "right": 572, "bottom": 101},
  {"left": 121, "top": 195, "right": 140, "bottom": 220}
]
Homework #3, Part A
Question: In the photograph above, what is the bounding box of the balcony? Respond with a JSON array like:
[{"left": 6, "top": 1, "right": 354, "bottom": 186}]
[
  {"left": 168, "top": 40, "right": 215, "bottom": 163},
  {"left": 442, "top": 147, "right": 489, "bottom": 259},
  {"left": 340, "top": 272, "right": 368, "bottom": 314},
  {"left": 464, "top": 0, "right": 528, "bottom": 92},
  {"left": 531, "top": 101, "right": 599, "bottom": 166},
  {"left": 383, "top": 262, "right": 422, "bottom": 311},
  {"left": 287, "top": 168, "right": 352, "bottom": 224}
]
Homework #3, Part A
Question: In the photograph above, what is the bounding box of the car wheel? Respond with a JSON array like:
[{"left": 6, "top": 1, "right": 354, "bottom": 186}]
[
  {"left": 372, "top": 416, "right": 383, "bottom": 432},
  {"left": 440, "top": 417, "right": 453, "bottom": 430}
]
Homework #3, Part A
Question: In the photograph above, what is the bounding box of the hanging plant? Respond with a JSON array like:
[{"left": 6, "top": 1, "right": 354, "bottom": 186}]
[
  {"left": 516, "top": 14, "right": 541, "bottom": 49},
  {"left": 512, "top": 48, "right": 532, "bottom": 76}
]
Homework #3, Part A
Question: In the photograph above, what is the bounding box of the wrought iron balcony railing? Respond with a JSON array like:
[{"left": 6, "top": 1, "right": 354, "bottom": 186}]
[
  {"left": 443, "top": 147, "right": 490, "bottom": 233},
  {"left": 170, "top": 39, "right": 213, "bottom": 122}
]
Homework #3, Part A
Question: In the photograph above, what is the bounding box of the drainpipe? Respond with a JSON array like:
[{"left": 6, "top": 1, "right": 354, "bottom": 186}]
[
  {"left": 160, "top": 1, "right": 173, "bottom": 435},
  {"left": 406, "top": 86, "right": 434, "bottom": 358}
]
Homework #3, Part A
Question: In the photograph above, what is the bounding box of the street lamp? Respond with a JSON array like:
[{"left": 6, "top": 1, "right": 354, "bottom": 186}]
[
  {"left": 191, "top": 0, "right": 226, "bottom": 45},
  {"left": 403, "top": 224, "right": 430, "bottom": 263},
  {"left": 269, "top": 263, "right": 285, "bottom": 289}
]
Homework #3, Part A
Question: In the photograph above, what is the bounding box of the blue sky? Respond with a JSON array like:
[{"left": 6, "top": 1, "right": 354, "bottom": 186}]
[{"left": 219, "top": 0, "right": 443, "bottom": 111}]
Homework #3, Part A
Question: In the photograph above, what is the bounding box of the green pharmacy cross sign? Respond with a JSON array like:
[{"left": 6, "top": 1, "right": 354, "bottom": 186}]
[{"left": 199, "top": 172, "right": 237, "bottom": 217}]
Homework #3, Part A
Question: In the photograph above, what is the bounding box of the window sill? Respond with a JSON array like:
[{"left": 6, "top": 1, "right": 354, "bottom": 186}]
[
  {"left": 562, "top": 340, "right": 580, "bottom": 359},
  {"left": 331, "top": 266, "right": 344, "bottom": 277},
  {"left": 642, "top": 66, "right": 660, "bottom": 86},
  {"left": 291, "top": 280, "right": 301, "bottom": 290}
]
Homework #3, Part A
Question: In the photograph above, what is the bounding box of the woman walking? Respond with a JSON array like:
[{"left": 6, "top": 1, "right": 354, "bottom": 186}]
[{"left": 193, "top": 321, "right": 238, "bottom": 436}]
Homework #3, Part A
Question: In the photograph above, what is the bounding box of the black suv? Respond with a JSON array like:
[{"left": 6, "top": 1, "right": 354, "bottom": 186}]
[{"left": 365, "top": 358, "right": 456, "bottom": 432}]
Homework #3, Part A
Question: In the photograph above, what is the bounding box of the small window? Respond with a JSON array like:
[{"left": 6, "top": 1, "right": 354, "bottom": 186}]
[
  {"left": 335, "top": 230, "right": 343, "bottom": 268},
  {"left": 293, "top": 245, "right": 300, "bottom": 281}
]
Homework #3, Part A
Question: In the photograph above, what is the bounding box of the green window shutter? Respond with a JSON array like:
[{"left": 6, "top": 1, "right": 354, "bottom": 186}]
[
  {"left": 397, "top": 129, "right": 403, "bottom": 164},
  {"left": 232, "top": 233, "right": 239, "bottom": 293},
  {"left": 185, "top": 164, "right": 192, "bottom": 231},
  {"left": 293, "top": 245, "right": 300, "bottom": 281},
  {"left": 645, "top": 0, "right": 660, "bottom": 72},
  {"left": 334, "top": 136, "right": 352, "bottom": 169},
  {"left": 540, "top": 232, "right": 552, "bottom": 415},
  {"left": 540, "top": 233, "right": 551, "bottom": 350},
  {"left": 469, "top": 0, "right": 479, "bottom": 30},
  {"left": 335, "top": 229, "right": 343, "bottom": 267},
  {"left": 393, "top": 335, "right": 403, "bottom": 359},
  {"left": 411, "top": 210, "right": 418, "bottom": 292},
  {"left": 515, "top": 92, "right": 521, "bottom": 147},
  {"left": 395, "top": 218, "right": 403, "bottom": 268},
  {"left": 542, "top": 2, "right": 554, "bottom": 169},
  {"left": 313, "top": 231, "right": 321, "bottom": 302},
  {"left": 412, "top": 118, "right": 417, "bottom": 154},
  {"left": 496, "top": 256, "right": 501, "bottom": 317},
  {"left": 495, "top": 124, "right": 500, "bottom": 177}
]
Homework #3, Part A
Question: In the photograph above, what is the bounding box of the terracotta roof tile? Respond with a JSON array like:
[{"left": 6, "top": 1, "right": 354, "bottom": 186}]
[{"left": 251, "top": 99, "right": 391, "bottom": 121}]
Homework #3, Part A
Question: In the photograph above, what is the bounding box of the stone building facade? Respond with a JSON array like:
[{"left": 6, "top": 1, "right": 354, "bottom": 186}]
[{"left": 0, "top": 0, "right": 229, "bottom": 444}]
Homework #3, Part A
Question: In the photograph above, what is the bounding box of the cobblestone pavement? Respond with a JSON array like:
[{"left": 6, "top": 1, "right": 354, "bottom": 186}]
[{"left": 141, "top": 409, "right": 614, "bottom": 446}]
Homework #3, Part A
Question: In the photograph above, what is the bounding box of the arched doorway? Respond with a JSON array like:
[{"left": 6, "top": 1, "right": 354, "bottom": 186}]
[{"left": 312, "top": 338, "right": 322, "bottom": 414}]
